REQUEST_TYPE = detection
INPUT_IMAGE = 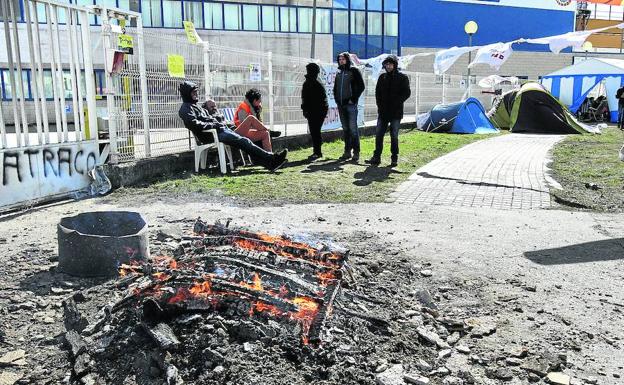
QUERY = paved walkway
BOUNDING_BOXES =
[390,134,565,210]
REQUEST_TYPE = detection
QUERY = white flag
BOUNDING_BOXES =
[468,42,513,71]
[524,30,592,54]
[359,53,430,78]
[434,46,480,75]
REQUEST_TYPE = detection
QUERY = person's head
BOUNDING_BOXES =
[202,99,217,115]
[337,52,351,69]
[245,88,262,108]
[179,81,199,103]
[306,62,321,77]
[382,55,399,73]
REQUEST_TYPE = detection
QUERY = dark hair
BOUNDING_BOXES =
[245,88,262,103]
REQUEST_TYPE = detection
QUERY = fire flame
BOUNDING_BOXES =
[189,281,212,296]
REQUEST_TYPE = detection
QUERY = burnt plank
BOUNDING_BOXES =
[64,330,87,357]
[141,322,180,350]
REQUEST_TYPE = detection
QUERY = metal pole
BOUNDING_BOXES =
[268,51,275,133]
[415,73,421,119]
[467,33,472,98]
[310,0,317,59]
[45,3,63,144]
[2,0,23,147]
[80,10,98,144]
[102,8,119,163]
[51,4,70,142]
[442,74,446,104]
[203,41,211,100]
[137,16,151,158]
[24,0,44,145]
[9,0,30,146]
[32,0,51,144]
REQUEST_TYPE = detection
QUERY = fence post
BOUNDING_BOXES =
[80,9,98,144]
[136,16,151,158]
[268,51,275,133]
[203,41,211,100]
[2,0,23,147]
[442,74,447,104]
[415,73,421,120]
[23,0,43,145]
[102,8,119,164]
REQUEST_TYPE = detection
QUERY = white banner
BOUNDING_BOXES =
[357,53,432,79]
[469,42,514,70]
[319,64,365,131]
[434,46,480,75]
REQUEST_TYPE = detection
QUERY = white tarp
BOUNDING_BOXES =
[469,42,514,70]
[434,46,480,75]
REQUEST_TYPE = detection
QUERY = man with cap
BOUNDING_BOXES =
[178,81,288,172]
[366,55,411,167]
[301,62,329,159]
[333,52,365,162]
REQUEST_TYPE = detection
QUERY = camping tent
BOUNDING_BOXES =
[488,82,599,134]
[541,58,624,122]
[420,97,499,134]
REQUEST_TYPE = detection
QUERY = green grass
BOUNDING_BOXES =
[551,126,624,211]
[138,129,491,205]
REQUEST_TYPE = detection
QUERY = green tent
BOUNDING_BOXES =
[488,82,598,134]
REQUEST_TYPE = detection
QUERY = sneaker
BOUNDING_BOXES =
[276,149,288,158]
[308,153,322,160]
[365,156,381,166]
[351,153,360,162]
[338,152,351,161]
[269,130,282,138]
[267,150,288,172]
[390,156,398,167]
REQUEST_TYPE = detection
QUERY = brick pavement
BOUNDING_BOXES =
[389,134,565,210]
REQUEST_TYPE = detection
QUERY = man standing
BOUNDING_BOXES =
[301,63,329,160]
[333,52,365,162]
[366,55,411,167]
[616,84,624,129]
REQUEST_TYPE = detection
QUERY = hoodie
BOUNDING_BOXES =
[178,81,226,143]
[301,63,329,120]
[375,55,411,120]
[332,52,365,107]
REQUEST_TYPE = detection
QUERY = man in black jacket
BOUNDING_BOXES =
[178,81,287,172]
[616,85,624,129]
[301,63,329,160]
[333,52,365,162]
[366,55,411,167]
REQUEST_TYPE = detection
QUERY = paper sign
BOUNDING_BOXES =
[117,34,134,55]
[168,54,185,78]
[183,21,200,44]
[249,63,261,82]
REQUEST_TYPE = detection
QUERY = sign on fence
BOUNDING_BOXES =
[183,21,200,44]
[168,54,185,78]
[249,63,262,82]
[321,65,365,131]
[117,34,134,55]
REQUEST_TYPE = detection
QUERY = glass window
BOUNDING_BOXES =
[204,2,222,29]
[350,35,366,57]
[384,13,398,36]
[384,0,399,12]
[224,4,241,30]
[350,11,365,35]
[75,0,95,24]
[43,70,54,99]
[333,34,349,58]
[163,0,183,28]
[351,0,366,10]
[262,6,278,32]
[333,10,348,34]
[141,0,162,27]
[298,8,312,33]
[243,5,260,31]
[0,0,22,22]
[368,36,383,57]
[184,1,203,28]
[280,7,296,32]
[384,36,398,54]
[316,8,331,33]
[368,0,383,11]
[2,70,31,100]
[368,12,381,35]
[333,0,348,9]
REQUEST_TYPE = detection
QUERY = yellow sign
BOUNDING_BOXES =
[183,21,200,44]
[118,34,134,54]
[168,54,185,78]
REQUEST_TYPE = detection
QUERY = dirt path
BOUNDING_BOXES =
[0,195,622,384]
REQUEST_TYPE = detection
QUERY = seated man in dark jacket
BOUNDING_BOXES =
[178,81,287,172]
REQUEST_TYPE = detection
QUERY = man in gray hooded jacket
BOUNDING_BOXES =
[333,52,365,162]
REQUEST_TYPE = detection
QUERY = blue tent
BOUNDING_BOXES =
[422,98,498,134]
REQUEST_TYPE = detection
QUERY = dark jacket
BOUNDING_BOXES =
[376,55,411,120]
[178,81,226,144]
[333,52,365,107]
[301,63,329,120]
[617,87,624,106]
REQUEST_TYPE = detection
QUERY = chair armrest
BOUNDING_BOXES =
[202,129,219,143]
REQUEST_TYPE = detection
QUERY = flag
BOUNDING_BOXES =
[523,23,624,54]
[434,46,480,75]
[468,42,513,71]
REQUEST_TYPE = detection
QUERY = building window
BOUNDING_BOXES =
[351,0,366,10]
[224,4,241,30]
[1,70,31,101]
[350,10,365,35]
[163,0,183,28]
[384,13,398,36]
[75,0,95,24]
[243,5,260,31]
[333,10,348,34]
[316,8,331,33]
[367,12,382,35]
[298,8,312,33]
[183,1,203,28]
[368,0,382,11]
[280,7,296,32]
[384,36,398,54]
[141,0,162,27]
[333,0,348,9]
[384,0,398,12]
[262,6,278,32]
[204,2,222,29]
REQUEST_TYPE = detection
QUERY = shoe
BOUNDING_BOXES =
[365,156,381,166]
[390,156,398,167]
[276,149,288,158]
[267,151,288,172]
[338,152,351,161]
[351,153,360,162]
[308,153,322,160]
[269,130,282,138]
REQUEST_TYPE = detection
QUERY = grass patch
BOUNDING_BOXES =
[139,129,490,205]
[550,126,624,212]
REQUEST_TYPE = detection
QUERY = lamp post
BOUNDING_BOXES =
[582,41,593,60]
[310,0,317,58]
[464,20,478,97]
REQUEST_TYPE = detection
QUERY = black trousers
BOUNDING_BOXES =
[307,116,325,155]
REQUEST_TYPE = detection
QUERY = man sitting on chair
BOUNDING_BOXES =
[178,81,287,172]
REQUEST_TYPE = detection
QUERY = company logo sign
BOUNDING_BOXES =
[556,0,572,6]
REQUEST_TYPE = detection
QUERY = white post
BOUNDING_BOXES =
[66,9,82,142]
[24,0,44,145]
[203,41,211,100]
[9,0,30,146]
[31,0,51,144]
[45,3,63,144]
[136,16,151,157]
[50,5,70,142]
[442,74,447,104]
[268,51,275,132]
[415,73,421,119]
[102,8,119,163]
[2,0,23,147]
[80,10,98,143]
[0,91,6,149]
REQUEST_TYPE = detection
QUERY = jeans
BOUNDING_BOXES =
[619,104,624,128]
[337,103,360,155]
[307,115,324,155]
[374,118,401,158]
[217,128,273,165]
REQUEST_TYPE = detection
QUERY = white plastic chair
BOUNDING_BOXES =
[194,129,234,174]
[220,107,253,166]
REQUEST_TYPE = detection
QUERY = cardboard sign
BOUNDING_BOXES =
[168,54,185,78]
[117,34,134,55]
[183,21,200,44]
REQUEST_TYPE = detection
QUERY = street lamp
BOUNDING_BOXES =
[464,20,478,97]
[582,41,593,60]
